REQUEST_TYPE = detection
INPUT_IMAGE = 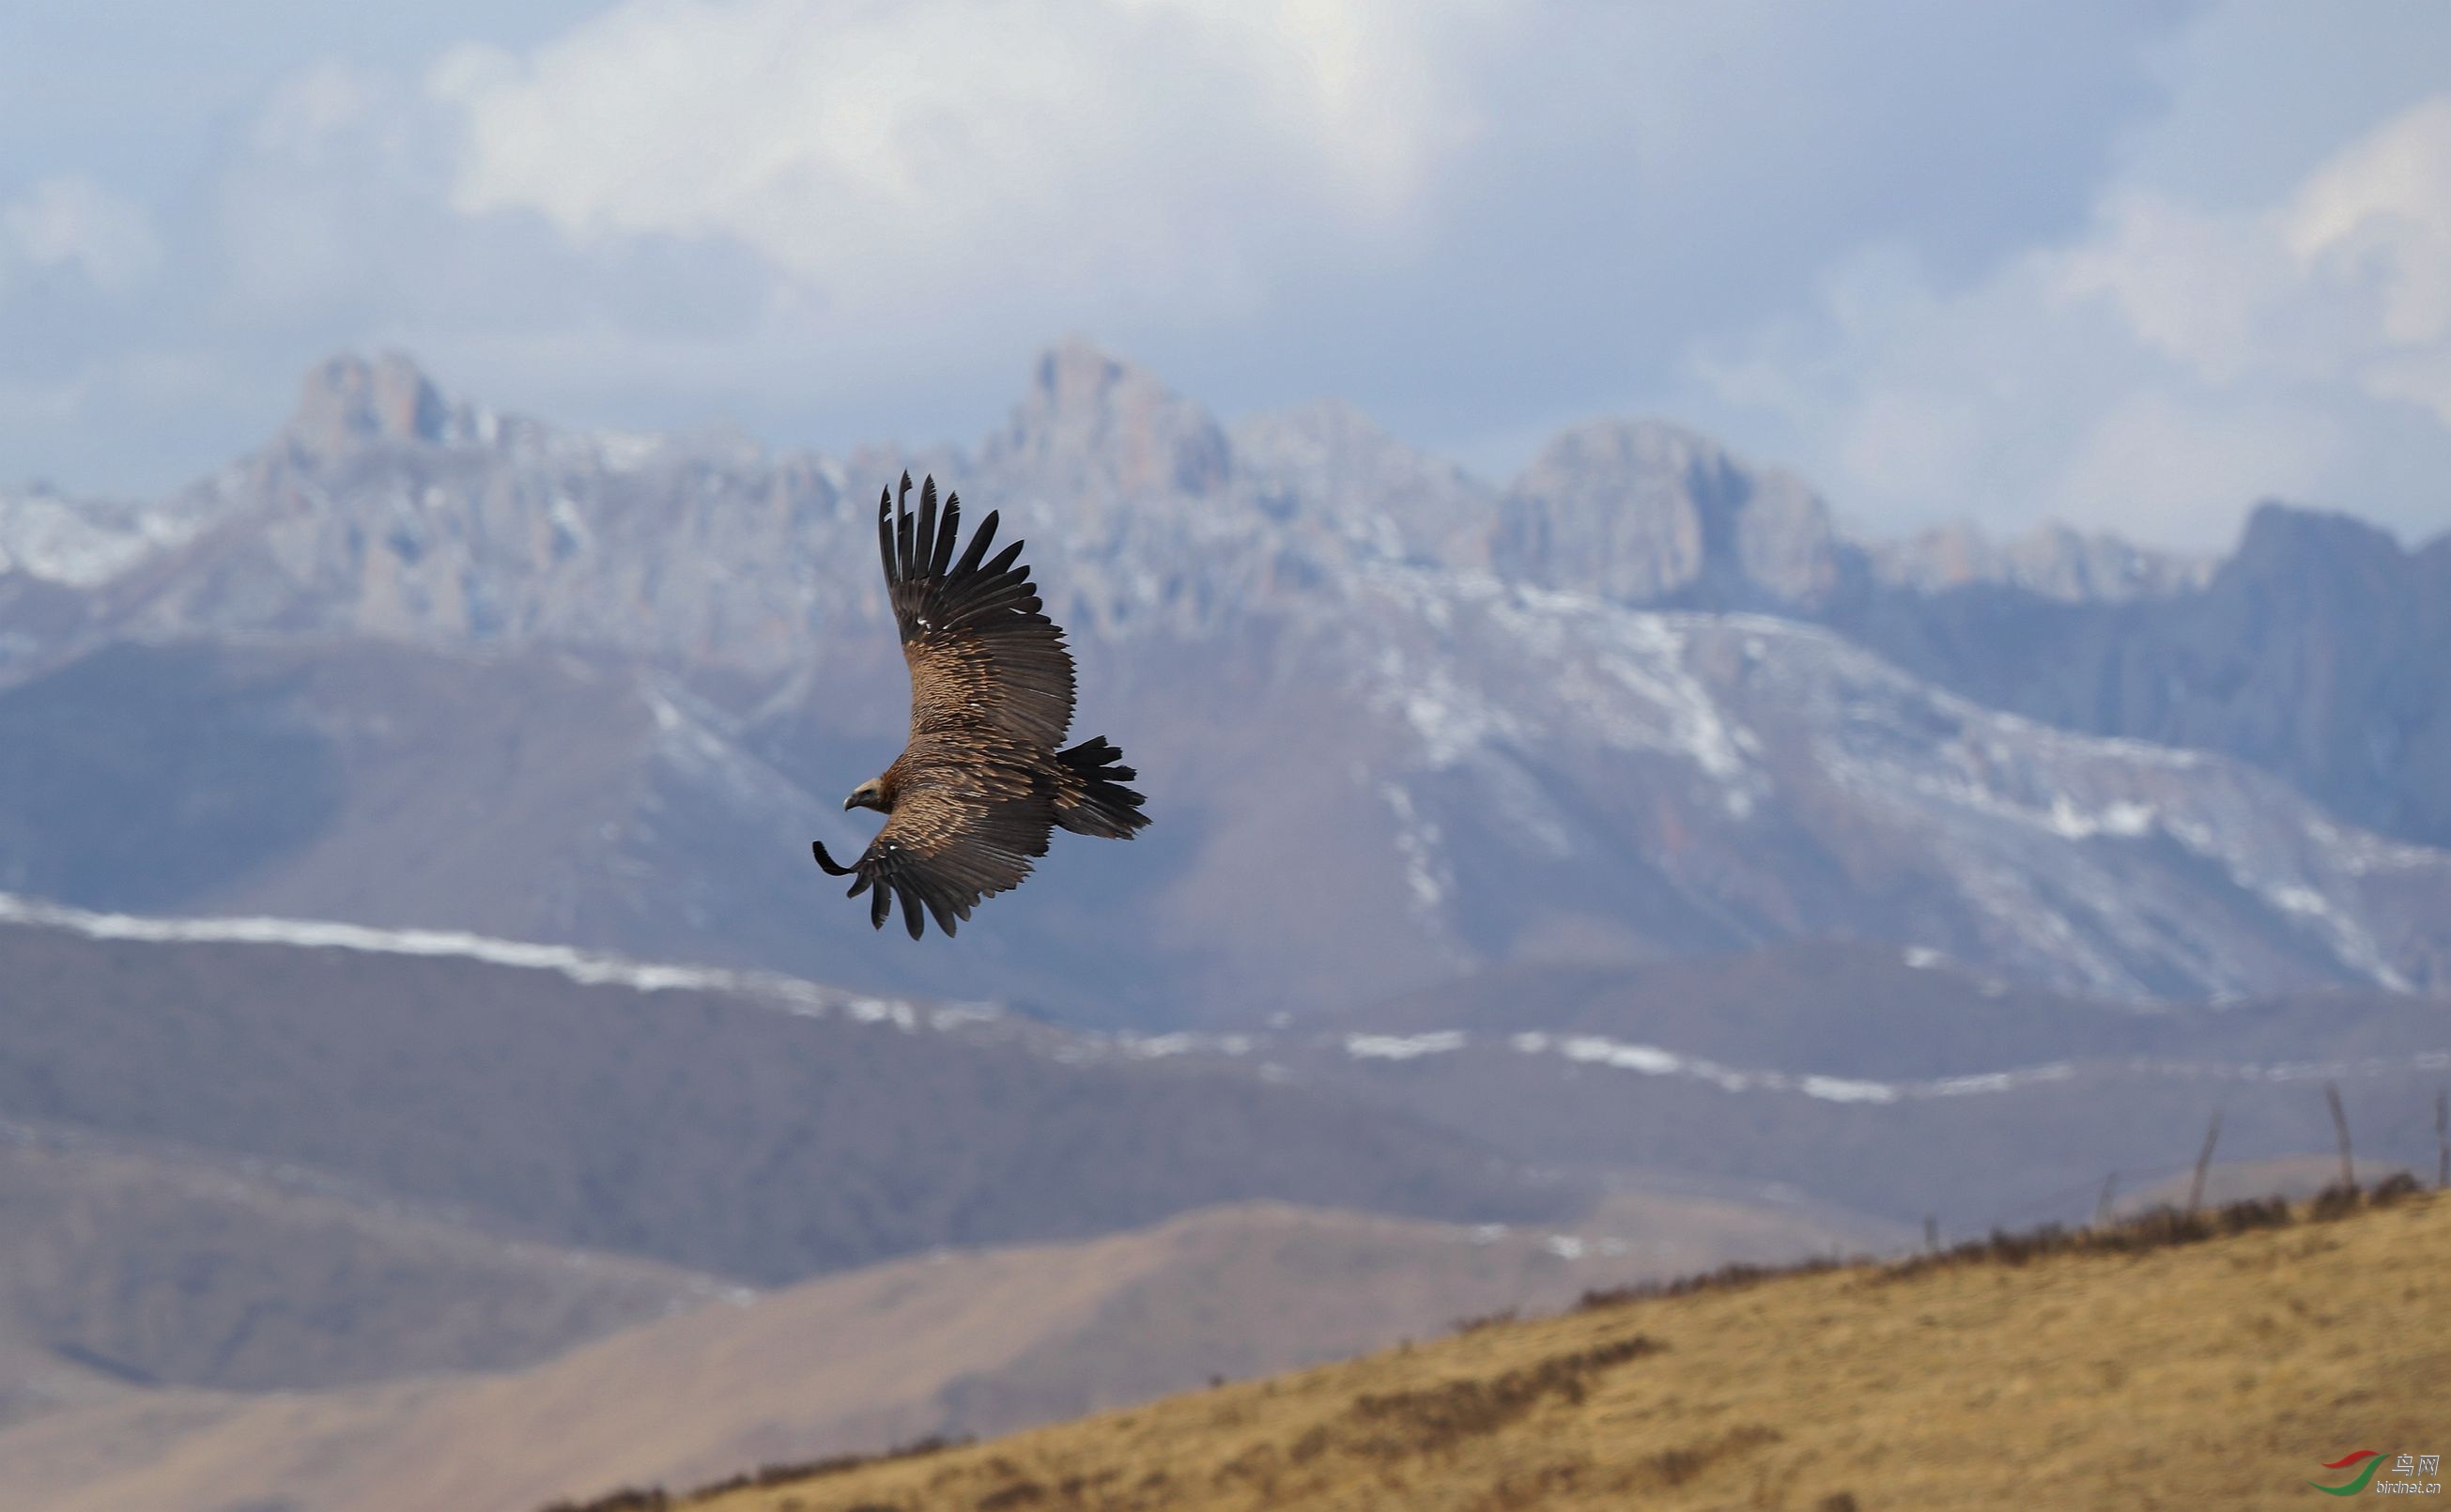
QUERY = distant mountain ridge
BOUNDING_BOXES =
[0,907,1562,1285]
[0,345,2225,685]
[1486,417,2207,612]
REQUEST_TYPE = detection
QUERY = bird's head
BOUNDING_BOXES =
[844,779,889,813]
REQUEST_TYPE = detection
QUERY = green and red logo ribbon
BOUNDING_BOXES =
[2309,1450,2384,1496]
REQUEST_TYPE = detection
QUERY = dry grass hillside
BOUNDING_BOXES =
[671,1184,2449,1512]
[0,1192,1873,1512]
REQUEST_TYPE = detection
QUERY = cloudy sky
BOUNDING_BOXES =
[5,0,2448,549]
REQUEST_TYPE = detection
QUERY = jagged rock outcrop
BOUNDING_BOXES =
[1488,420,1843,609]
[284,352,469,459]
[982,338,1233,501]
[1872,519,2212,603]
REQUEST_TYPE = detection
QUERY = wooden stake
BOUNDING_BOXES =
[2435,1087,2447,1191]
[2324,1082,2353,1190]
[2186,1109,2222,1215]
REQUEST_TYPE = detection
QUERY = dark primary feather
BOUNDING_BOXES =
[880,471,1077,748]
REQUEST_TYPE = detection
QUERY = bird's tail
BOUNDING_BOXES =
[1054,737,1149,839]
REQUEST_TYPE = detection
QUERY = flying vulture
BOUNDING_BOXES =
[812,472,1148,938]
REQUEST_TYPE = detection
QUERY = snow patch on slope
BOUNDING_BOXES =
[0,890,959,1031]
[0,489,204,587]
[1724,612,2439,995]
[1344,1030,1468,1061]
[1378,781,1453,913]
[1355,570,1773,823]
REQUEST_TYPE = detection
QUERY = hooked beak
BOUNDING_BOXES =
[843,795,859,810]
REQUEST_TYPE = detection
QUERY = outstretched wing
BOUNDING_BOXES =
[811,779,1053,939]
[878,472,1075,749]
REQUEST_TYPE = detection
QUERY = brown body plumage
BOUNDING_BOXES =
[811,473,1148,938]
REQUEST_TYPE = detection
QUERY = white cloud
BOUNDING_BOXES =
[212,63,450,320]
[1684,93,2451,549]
[2057,99,2451,409]
[426,0,1486,324]
[249,59,426,173]
[4,1,2194,495]
[5,0,2433,538]
[1,176,161,293]
[2286,97,2451,415]
[2053,193,2287,384]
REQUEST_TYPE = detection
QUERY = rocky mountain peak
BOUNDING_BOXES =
[283,352,471,461]
[2226,501,2406,581]
[1488,418,1841,608]
[982,339,1232,500]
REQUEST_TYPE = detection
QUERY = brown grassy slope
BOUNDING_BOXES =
[689,1190,2450,1512]
[0,1193,1872,1512]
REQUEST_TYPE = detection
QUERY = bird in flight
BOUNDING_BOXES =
[813,472,1148,938]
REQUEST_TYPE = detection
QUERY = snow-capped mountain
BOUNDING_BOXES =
[0,343,2444,1019]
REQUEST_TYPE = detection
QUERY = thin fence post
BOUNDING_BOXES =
[2186,1110,2222,1215]
[2435,1088,2447,1191]
[1924,1215,1938,1254]
[2095,1172,2119,1227]
[2324,1082,2354,1190]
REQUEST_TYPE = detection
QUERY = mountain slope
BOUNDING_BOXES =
[1241,571,2451,1001]
[1828,503,2451,851]
[8,575,2446,1023]
[0,635,906,984]
[0,903,1563,1287]
[685,1189,2451,1512]
[1062,941,2451,1229]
